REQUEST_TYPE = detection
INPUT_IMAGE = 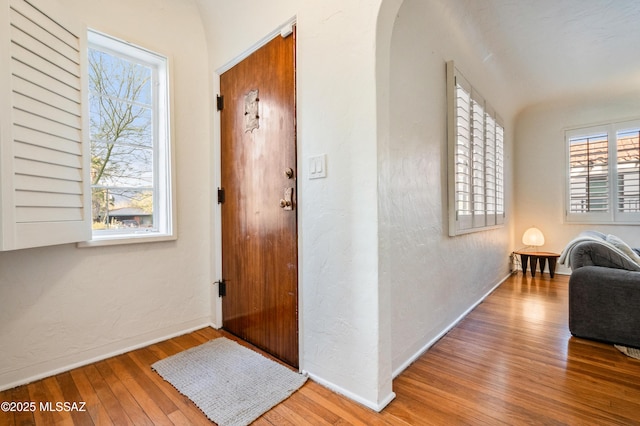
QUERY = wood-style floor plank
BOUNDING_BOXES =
[11,383,34,426]
[41,377,74,424]
[27,379,54,425]
[69,368,114,426]
[56,372,96,425]
[2,272,640,424]
[105,355,172,426]
[127,348,212,426]
[83,364,135,426]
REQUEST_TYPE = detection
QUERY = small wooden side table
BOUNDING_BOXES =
[515,251,561,278]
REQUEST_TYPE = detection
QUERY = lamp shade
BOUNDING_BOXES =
[522,227,545,246]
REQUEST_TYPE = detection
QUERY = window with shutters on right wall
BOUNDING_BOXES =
[565,119,640,224]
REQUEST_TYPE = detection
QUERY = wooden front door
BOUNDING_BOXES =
[219,31,298,367]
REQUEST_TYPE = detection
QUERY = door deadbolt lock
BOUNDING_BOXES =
[284,167,294,179]
[280,187,294,211]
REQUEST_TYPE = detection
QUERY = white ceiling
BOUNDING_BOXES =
[196,1,640,113]
[452,0,640,111]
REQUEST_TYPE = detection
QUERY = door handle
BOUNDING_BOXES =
[279,187,294,211]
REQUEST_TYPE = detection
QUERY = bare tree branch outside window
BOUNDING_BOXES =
[88,49,154,230]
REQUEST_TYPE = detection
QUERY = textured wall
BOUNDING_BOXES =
[383,0,515,373]
[0,0,212,390]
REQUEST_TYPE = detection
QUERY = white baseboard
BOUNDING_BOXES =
[391,273,511,378]
[0,319,216,392]
[303,370,396,412]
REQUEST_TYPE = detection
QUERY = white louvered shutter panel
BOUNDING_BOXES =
[484,108,496,226]
[0,0,90,250]
[447,61,506,235]
[454,74,473,232]
[495,119,505,224]
[615,126,640,219]
[470,90,485,228]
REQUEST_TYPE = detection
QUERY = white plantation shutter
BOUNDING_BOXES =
[0,0,90,250]
[615,127,640,218]
[566,120,640,223]
[471,91,485,228]
[567,130,609,218]
[447,61,505,236]
[485,109,496,226]
[453,73,472,231]
[495,119,505,224]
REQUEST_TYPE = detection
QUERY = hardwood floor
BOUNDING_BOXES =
[2,272,640,425]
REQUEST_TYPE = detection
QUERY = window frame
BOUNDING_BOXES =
[447,61,505,236]
[565,119,640,224]
[80,30,176,247]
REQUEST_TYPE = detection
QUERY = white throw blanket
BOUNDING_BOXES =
[559,233,640,269]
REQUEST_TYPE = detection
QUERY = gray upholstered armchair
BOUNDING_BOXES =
[561,231,640,348]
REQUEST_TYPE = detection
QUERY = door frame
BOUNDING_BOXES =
[211,17,301,367]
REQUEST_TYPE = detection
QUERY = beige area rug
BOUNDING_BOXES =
[152,337,307,426]
[615,344,640,360]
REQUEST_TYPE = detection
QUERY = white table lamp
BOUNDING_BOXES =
[522,227,545,248]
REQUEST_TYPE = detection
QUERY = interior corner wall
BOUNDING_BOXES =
[514,90,640,274]
[196,0,395,411]
[383,0,515,374]
[375,0,405,408]
[0,0,212,391]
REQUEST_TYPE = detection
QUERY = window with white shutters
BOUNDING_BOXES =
[0,0,90,250]
[566,120,640,224]
[447,61,505,236]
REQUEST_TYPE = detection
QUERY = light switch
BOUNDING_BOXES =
[308,154,327,179]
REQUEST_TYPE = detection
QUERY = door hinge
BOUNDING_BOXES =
[217,187,225,204]
[215,279,226,297]
[216,95,224,111]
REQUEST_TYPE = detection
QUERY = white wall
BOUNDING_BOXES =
[0,0,212,390]
[515,89,640,274]
[383,0,516,373]
[196,0,399,411]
